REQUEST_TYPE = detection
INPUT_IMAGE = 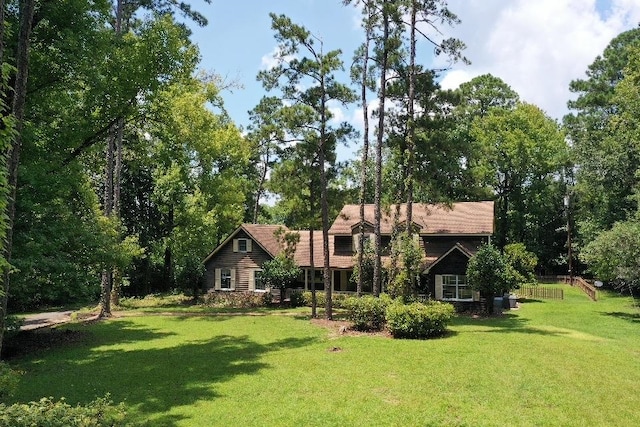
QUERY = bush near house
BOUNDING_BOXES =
[385,301,455,339]
[344,294,392,331]
[202,291,270,308]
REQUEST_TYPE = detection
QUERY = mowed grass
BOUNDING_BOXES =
[8,286,640,426]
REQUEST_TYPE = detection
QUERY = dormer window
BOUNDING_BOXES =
[233,238,252,253]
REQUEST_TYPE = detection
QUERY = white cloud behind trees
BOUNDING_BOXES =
[439,0,640,118]
[187,0,640,152]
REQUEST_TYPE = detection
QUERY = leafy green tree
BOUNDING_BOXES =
[503,243,538,287]
[470,103,568,252]
[0,0,36,358]
[565,27,640,244]
[258,13,356,319]
[136,76,250,296]
[466,244,509,315]
[261,228,301,305]
[386,231,422,301]
[580,220,640,293]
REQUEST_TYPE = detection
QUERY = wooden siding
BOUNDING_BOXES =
[204,230,273,292]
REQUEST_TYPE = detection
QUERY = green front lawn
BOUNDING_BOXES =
[7,286,640,426]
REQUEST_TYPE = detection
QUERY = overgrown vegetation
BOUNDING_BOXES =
[0,396,127,427]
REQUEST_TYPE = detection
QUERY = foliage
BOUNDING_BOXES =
[117,292,193,309]
[565,28,640,244]
[580,220,640,291]
[466,244,510,314]
[344,294,391,331]
[385,300,455,339]
[261,229,301,301]
[503,243,538,287]
[351,239,375,292]
[288,290,305,308]
[302,290,325,308]
[470,102,568,250]
[201,291,271,309]
[0,395,127,427]
[386,231,423,300]
[0,362,20,403]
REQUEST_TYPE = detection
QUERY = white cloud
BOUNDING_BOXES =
[439,0,640,119]
[439,69,478,90]
[260,46,295,70]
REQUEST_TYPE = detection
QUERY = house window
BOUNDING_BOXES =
[442,275,472,301]
[221,269,232,289]
[237,239,248,252]
[254,270,266,291]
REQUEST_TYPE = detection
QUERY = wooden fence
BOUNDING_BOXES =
[516,285,564,300]
[536,275,598,301]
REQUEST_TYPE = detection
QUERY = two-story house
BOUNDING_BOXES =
[203,201,494,303]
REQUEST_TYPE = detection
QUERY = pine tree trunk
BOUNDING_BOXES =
[357,1,373,297]
[405,1,417,229]
[373,0,390,297]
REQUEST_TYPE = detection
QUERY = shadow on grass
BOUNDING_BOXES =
[12,319,318,426]
[603,311,640,323]
[517,298,546,304]
[450,312,579,337]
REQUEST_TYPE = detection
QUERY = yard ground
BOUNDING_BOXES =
[4,285,640,426]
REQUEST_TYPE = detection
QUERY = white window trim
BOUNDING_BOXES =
[249,269,268,293]
[439,274,473,302]
[218,268,235,291]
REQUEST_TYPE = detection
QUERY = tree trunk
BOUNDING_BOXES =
[99,127,116,318]
[309,190,316,317]
[253,150,270,223]
[405,1,417,229]
[320,66,332,319]
[357,1,373,297]
[0,0,35,358]
[373,0,390,297]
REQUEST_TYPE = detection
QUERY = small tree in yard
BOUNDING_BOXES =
[466,244,510,315]
[503,243,538,288]
[261,228,300,304]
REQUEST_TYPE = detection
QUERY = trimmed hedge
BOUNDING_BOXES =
[202,291,271,308]
[0,395,126,427]
[385,301,455,339]
[344,294,392,331]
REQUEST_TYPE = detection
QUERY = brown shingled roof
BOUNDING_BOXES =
[242,224,288,257]
[293,232,354,269]
[328,202,494,235]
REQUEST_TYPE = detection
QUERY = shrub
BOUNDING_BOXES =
[331,293,350,309]
[385,301,455,339]
[202,291,268,308]
[0,362,20,403]
[289,290,304,308]
[302,291,326,308]
[118,293,192,309]
[0,395,127,426]
[344,295,390,331]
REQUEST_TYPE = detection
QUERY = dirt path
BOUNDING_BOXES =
[21,311,74,330]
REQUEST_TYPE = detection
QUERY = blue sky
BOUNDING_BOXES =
[181,0,640,160]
